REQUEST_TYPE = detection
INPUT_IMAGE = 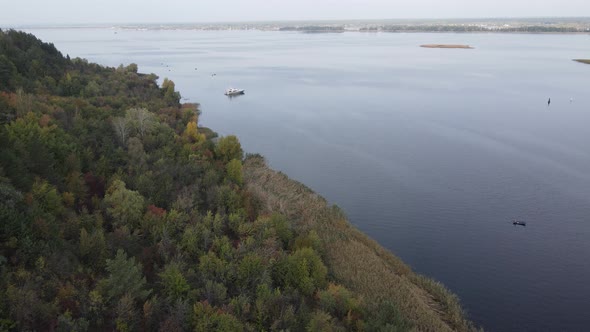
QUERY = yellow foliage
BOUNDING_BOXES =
[183,121,205,144]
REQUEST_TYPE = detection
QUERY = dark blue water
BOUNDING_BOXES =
[25,28,590,331]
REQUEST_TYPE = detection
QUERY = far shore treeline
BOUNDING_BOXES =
[0,29,478,331]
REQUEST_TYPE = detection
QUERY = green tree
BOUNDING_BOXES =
[126,137,147,175]
[0,177,29,246]
[236,254,265,293]
[99,249,151,303]
[115,294,139,332]
[103,179,145,229]
[307,311,337,332]
[162,78,181,105]
[159,263,190,301]
[215,135,243,163]
[203,280,227,306]
[0,54,17,90]
[317,283,362,323]
[225,159,243,185]
[15,88,33,117]
[198,251,230,283]
[274,247,327,296]
[79,227,107,266]
[82,80,100,97]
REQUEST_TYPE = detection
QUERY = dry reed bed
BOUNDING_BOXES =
[244,156,479,332]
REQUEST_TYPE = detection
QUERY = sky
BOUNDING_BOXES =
[1,0,589,26]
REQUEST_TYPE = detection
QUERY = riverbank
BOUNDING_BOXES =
[243,155,478,332]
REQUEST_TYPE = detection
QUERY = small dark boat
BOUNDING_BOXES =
[513,220,526,226]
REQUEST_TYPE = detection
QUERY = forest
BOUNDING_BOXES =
[0,29,476,331]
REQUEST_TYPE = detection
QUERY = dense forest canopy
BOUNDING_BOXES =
[0,29,477,332]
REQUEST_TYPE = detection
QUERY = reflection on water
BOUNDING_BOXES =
[24,28,590,332]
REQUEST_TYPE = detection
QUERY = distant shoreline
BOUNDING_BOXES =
[9,17,590,35]
[420,44,474,49]
[573,59,590,64]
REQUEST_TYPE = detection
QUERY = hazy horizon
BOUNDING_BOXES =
[1,0,589,26]
[5,17,590,30]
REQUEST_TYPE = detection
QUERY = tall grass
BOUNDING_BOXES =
[244,155,480,331]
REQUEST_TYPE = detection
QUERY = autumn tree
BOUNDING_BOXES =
[215,135,243,163]
[193,301,242,332]
[182,121,205,145]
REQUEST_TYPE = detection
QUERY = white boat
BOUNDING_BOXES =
[224,88,245,96]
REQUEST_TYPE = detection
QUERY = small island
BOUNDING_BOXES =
[573,59,590,65]
[420,44,474,49]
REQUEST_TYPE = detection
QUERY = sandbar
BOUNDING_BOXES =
[420,44,474,49]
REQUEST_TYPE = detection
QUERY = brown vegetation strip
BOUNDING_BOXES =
[573,59,590,65]
[244,156,479,332]
[421,44,474,49]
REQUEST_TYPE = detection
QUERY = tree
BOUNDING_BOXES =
[126,108,154,138]
[99,249,151,303]
[0,55,17,91]
[225,159,243,185]
[159,263,190,301]
[83,80,100,97]
[193,301,242,332]
[274,247,327,296]
[307,311,337,332]
[317,284,361,322]
[15,88,33,117]
[112,117,130,145]
[115,294,139,332]
[79,227,106,266]
[162,78,180,105]
[126,137,147,174]
[0,177,29,245]
[103,179,145,229]
[182,121,205,145]
[236,254,265,293]
[126,63,138,73]
[198,251,230,284]
[215,135,243,163]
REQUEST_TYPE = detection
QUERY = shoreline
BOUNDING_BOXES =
[11,23,590,35]
[243,155,478,332]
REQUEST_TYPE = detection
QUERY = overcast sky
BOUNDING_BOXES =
[1,0,589,26]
